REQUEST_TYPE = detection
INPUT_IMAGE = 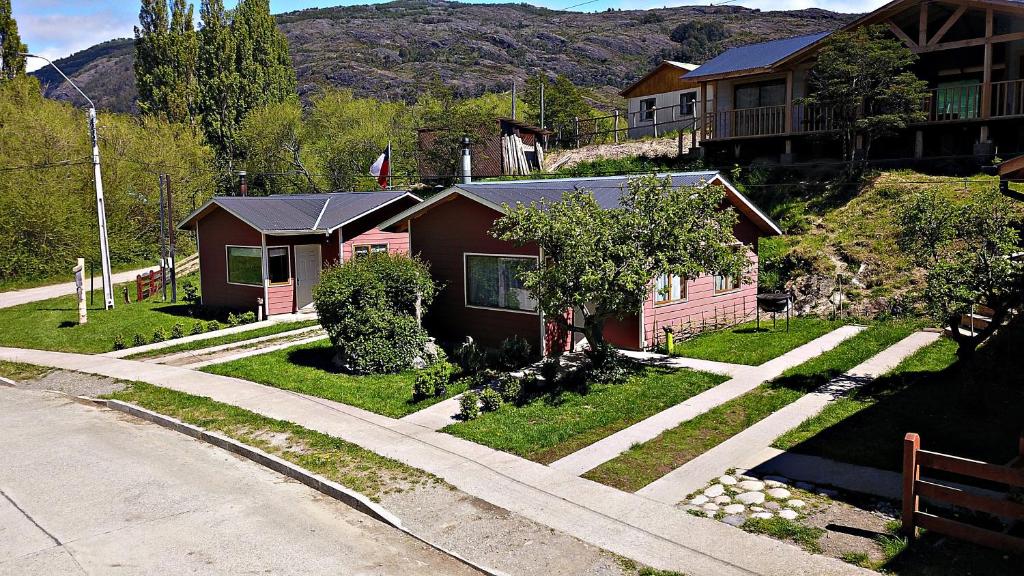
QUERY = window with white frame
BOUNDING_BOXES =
[226,246,262,286]
[465,254,538,313]
[640,97,656,122]
[354,243,388,259]
[267,247,290,284]
[680,92,697,116]
[715,274,738,294]
[654,274,686,305]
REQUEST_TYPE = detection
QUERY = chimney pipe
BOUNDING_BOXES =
[461,137,472,184]
[238,171,248,197]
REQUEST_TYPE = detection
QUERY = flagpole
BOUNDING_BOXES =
[387,141,393,190]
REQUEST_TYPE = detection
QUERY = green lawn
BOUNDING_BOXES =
[202,339,466,418]
[442,367,728,464]
[105,382,437,499]
[670,317,845,365]
[583,321,919,492]
[773,321,1024,471]
[0,279,217,353]
[0,360,51,381]
[125,320,319,359]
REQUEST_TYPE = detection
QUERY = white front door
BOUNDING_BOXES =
[293,244,321,310]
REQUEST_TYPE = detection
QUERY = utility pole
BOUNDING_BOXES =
[511,80,517,121]
[540,79,545,129]
[166,175,177,302]
[158,174,168,300]
[23,53,114,309]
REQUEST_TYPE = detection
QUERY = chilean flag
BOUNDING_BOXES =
[369,142,391,189]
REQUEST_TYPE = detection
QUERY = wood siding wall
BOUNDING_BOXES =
[339,196,419,262]
[197,208,263,312]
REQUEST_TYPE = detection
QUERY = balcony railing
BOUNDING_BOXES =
[702,79,1024,141]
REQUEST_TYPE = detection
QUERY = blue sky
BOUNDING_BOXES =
[15,0,889,71]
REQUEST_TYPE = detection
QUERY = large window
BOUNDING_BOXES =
[267,247,290,284]
[680,92,697,117]
[715,274,738,294]
[227,246,263,286]
[465,254,538,313]
[640,97,657,121]
[734,80,786,109]
[354,244,388,259]
[654,274,686,305]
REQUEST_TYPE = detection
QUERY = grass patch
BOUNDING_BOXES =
[0,276,218,353]
[443,366,727,463]
[124,320,319,359]
[774,320,1024,471]
[670,316,844,365]
[614,554,688,576]
[583,322,918,492]
[0,360,51,381]
[741,516,824,553]
[202,339,466,418]
[105,382,437,499]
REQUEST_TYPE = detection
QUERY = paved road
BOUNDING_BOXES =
[0,387,479,576]
[0,268,155,310]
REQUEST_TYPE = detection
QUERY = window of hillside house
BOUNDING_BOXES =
[267,247,290,284]
[640,98,657,121]
[715,274,738,294]
[465,255,538,312]
[227,246,263,286]
[655,274,686,305]
[354,244,388,259]
[734,80,786,109]
[680,92,697,116]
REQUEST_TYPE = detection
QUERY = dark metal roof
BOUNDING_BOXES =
[686,32,831,80]
[454,172,723,210]
[180,191,415,233]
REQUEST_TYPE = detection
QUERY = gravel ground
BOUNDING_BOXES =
[381,482,632,576]
[14,370,125,396]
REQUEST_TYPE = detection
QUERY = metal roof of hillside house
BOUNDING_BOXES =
[685,32,831,80]
[178,191,420,235]
[378,172,782,236]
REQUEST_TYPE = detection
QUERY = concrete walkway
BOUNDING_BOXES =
[548,325,866,476]
[179,333,329,369]
[0,347,870,576]
[151,325,325,365]
[637,331,941,503]
[0,266,157,310]
[618,351,748,377]
[400,393,466,430]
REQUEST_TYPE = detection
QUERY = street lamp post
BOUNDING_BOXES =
[22,53,115,309]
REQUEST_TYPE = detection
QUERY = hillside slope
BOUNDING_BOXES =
[32,1,855,113]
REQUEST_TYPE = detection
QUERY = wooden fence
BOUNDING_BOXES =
[135,268,165,302]
[902,432,1024,554]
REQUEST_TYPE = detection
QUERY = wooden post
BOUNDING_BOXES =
[918,2,928,48]
[74,258,87,325]
[982,9,994,126]
[902,432,921,538]
[136,275,143,302]
[574,116,580,148]
[166,175,177,302]
[785,70,794,134]
[614,109,619,144]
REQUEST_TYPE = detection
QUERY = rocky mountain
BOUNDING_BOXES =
[32,1,857,114]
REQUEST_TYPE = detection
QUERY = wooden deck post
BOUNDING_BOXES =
[902,432,921,538]
[613,109,619,144]
[785,71,794,134]
[981,9,994,133]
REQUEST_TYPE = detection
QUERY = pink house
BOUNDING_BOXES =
[379,172,781,354]
[179,191,421,317]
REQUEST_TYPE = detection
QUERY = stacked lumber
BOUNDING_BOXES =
[501,134,532,176]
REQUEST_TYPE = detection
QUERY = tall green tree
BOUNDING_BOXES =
[232,0,295,107]
[168,0,199,125]
[492,175,749,366]
[523,73,589,131]
[0,0,26,80]
[134,0,198,124]
[196,0,239,170]
[802,25,927,163]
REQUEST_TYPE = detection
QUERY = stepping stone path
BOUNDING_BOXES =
[685,472,832,531]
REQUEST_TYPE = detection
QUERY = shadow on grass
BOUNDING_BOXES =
[284,345,343,374]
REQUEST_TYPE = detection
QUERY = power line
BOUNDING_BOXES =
[0,159,92,172]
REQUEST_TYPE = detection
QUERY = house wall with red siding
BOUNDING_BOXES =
[197,208,263,311]
[262,232,339,315]
[410,194,543,352]
[639,214,763,350]
[340,197,419,262]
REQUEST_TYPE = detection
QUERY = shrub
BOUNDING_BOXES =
[413,361,455,401]
[479,388,502,412]
[190,322,205,336]
[112,334,126,351]
[315,253,436,374]
[182,281,200,313]
[227,312,240,327]
[473,369,501,390]
[540,357,560,382]
[151,328,166,344]
[497,374,522,403]
[132,333,147,347]
[240,311,256,324]
[458,391,481,420]
[206,320,222,332]
[496,335,532,370]
[170,323,184,339]
[454,338,486,374]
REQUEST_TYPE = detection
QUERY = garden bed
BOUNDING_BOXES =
[442,366,727,464]
[669,317,844,366]
[202,340,467,418]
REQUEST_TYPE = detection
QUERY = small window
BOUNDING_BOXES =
[654,274,686,305]
[640,98,656,121]
[680,92,697,116]
[465,254,538,313]
[267,247,290,284]
[227,246,262,286]
[354,244,388,259]
[715,274,738,294]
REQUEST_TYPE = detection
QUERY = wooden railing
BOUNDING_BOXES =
[991,79,1024,118]
[704,105,787,140]
[924,84,982,122]
[902,432,1024,554]
[136,268,165,302]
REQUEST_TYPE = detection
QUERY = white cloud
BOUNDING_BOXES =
[14,5,136,71]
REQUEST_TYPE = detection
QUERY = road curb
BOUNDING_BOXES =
[103,398,505,576]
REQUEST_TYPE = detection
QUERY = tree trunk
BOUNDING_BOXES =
[583,316,609,368]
